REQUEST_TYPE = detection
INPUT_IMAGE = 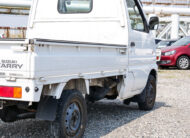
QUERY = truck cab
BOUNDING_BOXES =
[0,0,159,137]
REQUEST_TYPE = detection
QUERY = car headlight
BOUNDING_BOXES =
[164,50,176,56]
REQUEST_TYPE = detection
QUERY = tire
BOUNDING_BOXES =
[177,56,190,70]
[51,90,87,138]
[0,106,18,122]
[138,75,157,111]
[123,99,131,105]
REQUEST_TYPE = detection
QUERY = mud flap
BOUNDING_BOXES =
[36,96,58,121]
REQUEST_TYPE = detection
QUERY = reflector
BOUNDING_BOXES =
[13,87,22,98]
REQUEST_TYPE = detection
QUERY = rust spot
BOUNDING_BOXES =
[0,26,27,39]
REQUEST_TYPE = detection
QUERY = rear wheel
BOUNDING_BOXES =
[138,75,157,111]
[51,90,87,138]
[177,56,190,70]
[123,99,131,105]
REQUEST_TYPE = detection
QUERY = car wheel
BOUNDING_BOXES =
[123,99,131,105]
[138,75,157,111]
[51,90,87,138]
[177,56,190,70]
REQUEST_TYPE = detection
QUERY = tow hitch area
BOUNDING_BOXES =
[0,101,36,122]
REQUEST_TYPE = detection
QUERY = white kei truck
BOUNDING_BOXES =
[0,0,159,137]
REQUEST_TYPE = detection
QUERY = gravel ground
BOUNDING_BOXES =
[0,69,190,138]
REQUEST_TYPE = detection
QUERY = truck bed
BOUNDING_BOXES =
[0,38,26,45]
[0,38,128,80]
[0,38,25,41]
[0,38,128,102]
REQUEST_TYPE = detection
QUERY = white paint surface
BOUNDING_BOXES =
[0,14,28,27]
[0,0,157,102]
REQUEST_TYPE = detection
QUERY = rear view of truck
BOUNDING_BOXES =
[0,39,43,122]
[0,0,41,122]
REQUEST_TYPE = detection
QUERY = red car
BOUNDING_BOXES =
[159,37,190,69]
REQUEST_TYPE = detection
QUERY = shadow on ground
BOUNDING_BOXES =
[83,100,169,138]
[0,100,169,138]
[159,66,190,70]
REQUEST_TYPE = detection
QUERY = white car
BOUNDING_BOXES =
[0,0,159,137]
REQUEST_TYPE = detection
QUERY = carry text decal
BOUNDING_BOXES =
[0,60,23,69]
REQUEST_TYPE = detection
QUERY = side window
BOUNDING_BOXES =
[58,0,92,14]
[126,0,146,32]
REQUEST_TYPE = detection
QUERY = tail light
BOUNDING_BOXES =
[0,86,22,98]
[156,56,159,60]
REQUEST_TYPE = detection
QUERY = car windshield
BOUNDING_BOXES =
[157,41,170,48]
[171,37,190,46]
[158,41,168,46]
[169,41,176,45]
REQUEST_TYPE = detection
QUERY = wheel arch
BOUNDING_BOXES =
[36,79,89,121]
[140,69,157,95]
[176,54,190,63]
[131,69,157,105]
[63,79,89,96]
[41,79,89,100]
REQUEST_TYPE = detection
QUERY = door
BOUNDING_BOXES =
[125,0,155,91]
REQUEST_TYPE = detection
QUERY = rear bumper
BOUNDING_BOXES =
[0,78,43,102]
[158,55,176,66]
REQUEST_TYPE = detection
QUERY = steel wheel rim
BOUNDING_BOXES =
[179,57,189,69]
[65,102,81,136]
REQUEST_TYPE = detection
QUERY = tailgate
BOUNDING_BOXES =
[0,39,30,78]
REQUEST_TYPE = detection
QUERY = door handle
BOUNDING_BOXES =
[130,42,136,47]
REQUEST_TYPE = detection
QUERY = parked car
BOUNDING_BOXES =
[156,39,178,63]
[159,36,190,69]
[0,0,159,137]
[157,39,178,49]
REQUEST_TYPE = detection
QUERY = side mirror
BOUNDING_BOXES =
[149,16,159,30]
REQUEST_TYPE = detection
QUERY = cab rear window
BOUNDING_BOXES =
[58,0,92,14]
